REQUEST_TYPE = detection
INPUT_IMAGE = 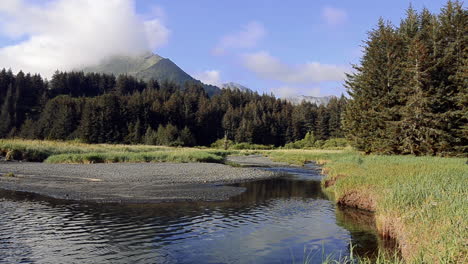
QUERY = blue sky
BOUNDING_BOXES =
[0,0,455,97]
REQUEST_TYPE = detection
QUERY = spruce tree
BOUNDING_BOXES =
[0,85,14,137]
[344,19,405,153]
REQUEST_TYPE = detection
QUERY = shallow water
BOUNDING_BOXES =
[0,164,390,263]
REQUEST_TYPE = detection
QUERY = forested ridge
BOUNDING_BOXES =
[0,0,466,156]
[0,70,346,147]
[344,0,467,156]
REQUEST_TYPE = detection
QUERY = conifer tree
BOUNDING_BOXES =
[0,85,14,137]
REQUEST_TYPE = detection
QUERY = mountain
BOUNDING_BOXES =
[82,52,221,96]
[285,95,336,106]
[220,83,335,106]
[221,82,252,92]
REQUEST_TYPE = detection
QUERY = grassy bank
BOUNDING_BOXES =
[264,149,467,263]
[1,140,466,262]
[0,139,230,163]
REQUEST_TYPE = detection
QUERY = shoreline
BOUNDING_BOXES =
[265,150,466,263]
[0,159,279,204]
[323,170,410,261]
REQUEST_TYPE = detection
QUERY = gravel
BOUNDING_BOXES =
[0,159,279,203]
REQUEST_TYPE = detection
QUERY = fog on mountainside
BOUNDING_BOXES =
[83,52,221,96]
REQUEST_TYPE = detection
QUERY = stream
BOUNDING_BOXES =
[0,164,394,263]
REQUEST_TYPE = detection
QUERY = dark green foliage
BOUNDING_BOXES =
[344,0,467,156]
[0,69,346,147]
[155,124,180,146]
[126,119,143,144]
[0,69,46,138]
[284,132,317,149]
[284,132,348,150]
[35,96,82,140]
[179,126,196,147]
[143,127,158,145]
[0,85,14,137]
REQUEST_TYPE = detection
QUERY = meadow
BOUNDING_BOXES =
[265,149,467,263]
[0,139,231,163]
[1,139,466,263]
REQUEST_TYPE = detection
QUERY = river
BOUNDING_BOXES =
[0,164,393,263]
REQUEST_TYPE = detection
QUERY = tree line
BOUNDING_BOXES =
[344,0,467,156]
[0,69,347,147]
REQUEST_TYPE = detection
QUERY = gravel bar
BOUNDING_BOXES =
[0,159,279,203]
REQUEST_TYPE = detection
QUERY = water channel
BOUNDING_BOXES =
[0,164,393,263]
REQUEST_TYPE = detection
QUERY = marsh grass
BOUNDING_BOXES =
[2,140,466,262]
[264,149,468,263]
[44,150,226,164]
[0,139,231,164]
[292,242,402,264]
[320,249,403,264]
[2,172,15,177]
[264,149,353,166]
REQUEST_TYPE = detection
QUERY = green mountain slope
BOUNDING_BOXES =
[83,52,220,96]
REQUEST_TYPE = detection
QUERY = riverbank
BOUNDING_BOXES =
[0,161,276,203]
[265,150,467,263]
[1,140,466,262]
[0,139,232,163]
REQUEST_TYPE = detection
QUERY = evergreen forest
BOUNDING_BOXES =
[0,70,347,147]
[0,1,466,156]
[343,1,466,155]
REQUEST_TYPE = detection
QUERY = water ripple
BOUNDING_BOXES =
[0,166,384,264]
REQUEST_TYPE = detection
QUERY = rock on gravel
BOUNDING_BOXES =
[0,161,277,203]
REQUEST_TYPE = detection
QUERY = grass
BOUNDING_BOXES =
[261,149,467,263]
[2,172,15,177]
[320,248,403,264]
[264,148,354,166]
[1,139,466,262]
[44,150,226,164]
[291,242,402,264]
[0,139,231,164]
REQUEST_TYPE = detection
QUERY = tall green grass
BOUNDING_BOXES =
[292,242,402,264]
[45,150,225,164]
[264,149,468,263]
[2,139,466,262]
[265,149,354,166]
[0,139,230,164]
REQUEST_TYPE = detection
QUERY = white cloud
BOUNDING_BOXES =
[194,70,221,86]
[144,19,169,49]
[213,21,266,55]
[0,0,170,78]
[271,86,321,98]
[322,6,347,26]
[243,51,347,83]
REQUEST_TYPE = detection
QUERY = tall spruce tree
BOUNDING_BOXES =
[0,84,14,137]
[344,1,467,156]
[344,19,405,153]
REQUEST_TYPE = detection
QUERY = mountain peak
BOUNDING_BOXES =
[82,52,221,96]
[83,52,164,76]
[285,95,336,106]
[221,82,252,92]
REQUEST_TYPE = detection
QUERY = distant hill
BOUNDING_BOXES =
[221,82,335,106]
[83,52,221,96]
[221,82,252,92]
[285,95,336,106]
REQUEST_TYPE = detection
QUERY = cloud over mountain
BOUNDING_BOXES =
[242,51,347,83]
[194,70,222,86]
[0,0,169,78]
